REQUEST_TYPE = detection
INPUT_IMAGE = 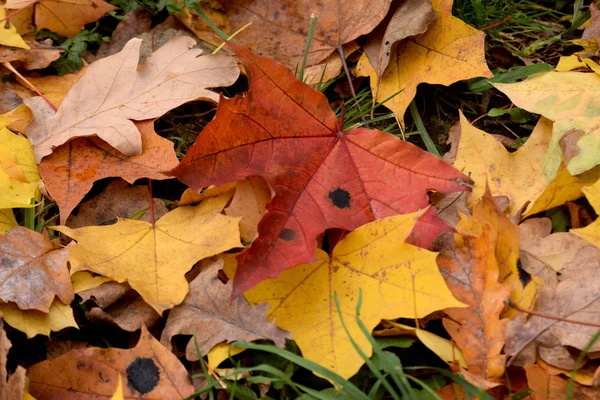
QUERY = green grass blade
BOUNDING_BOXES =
[298,15,318,82]
[230,342,369,400]
[565,329,600,399]
[409,100,441,158]
[467,64,553,93]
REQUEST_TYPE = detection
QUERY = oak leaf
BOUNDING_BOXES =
[54,193,242,314]
[0,299,77,338]
[161,259,291,361]
[5,0,117,38]
[0,227,73,312]
[27,326,195,399]
[178,0,392,69]
[0,126,40,209]
[241,210,464,378]
[437,192,512,386]
[494,71,600,178]
[356,0,491,122]
[26,36,240,162]
[40,121,178,224]
[170,44,472,295]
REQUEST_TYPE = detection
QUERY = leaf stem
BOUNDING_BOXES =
[148,179,155,226]
[337,45,365,125]
[2,62,57,112]
[0,1,36,24]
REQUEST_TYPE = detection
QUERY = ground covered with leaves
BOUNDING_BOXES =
[0,0,599,399]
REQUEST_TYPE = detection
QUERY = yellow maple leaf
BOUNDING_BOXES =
[243,210,464,379]
[0,299,77,339]
[70,271,111,294]
[0,7,28,49]
[572,179,600,248]
[0,127,40,209]
[494,71,600,179]
[355,0,491,122]
[55,194,242,314]
[0,209,17,234]
[454,114,587,216]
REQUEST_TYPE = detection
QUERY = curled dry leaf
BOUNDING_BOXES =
[5,0,117,38]
[27,326,195,399]
[178,0,392,69]
[242,211,464,378]
[0,227,73,312]
[26,36,240,162]
[54,194,242,314]
[40,120,178,224]
[170,43,472,296]
[161,260,292,361]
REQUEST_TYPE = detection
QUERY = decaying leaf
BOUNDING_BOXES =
[0,40,62,70]
[55,194,242,313]
[161,260,291,361]
[66,180,169,229]
[26,36,240,162]
[437,192,512,386]
[178,0,392,69]
[5,0,117,38]
[27,326,195,399]
[0,227,73,312]
[242,210,464,378]
[572,179,600,248]
[86,292,160,332]
[0,313,26,400]
[40,120,178,224]
[356,0,491,122]
[224,176,272,243]
[170,43,472,296]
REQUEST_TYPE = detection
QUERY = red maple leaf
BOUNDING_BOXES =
[170,44,472,296]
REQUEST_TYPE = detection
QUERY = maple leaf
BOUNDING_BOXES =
[0,7,28,49]
[26,36,240,162]
[54,193,242,314]
[0,126,40,209]
[40,121,178,224]
[161,259,291,361]
[494,71,600,179]
[240,210,463,378]
[5,0,117,38]
[0,299,77,338]
[356,0,492,122]
[170,44,472,295]
[178,0,392,69]
[0,314,26,400]
[0,227,73,312]
[437,192,512,386]
[27,326,195,399]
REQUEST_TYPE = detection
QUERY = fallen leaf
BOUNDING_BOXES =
[302,42,359,88]
[207,342,246,369]
[94,8,153,60]
[86,291,160,332]
[27,326,195,399]
[66,180,169,228]
[5,0,117,38]
[0,210,16,234]
[0,299,77,338]
[437,192,512,386]
[363,0,437,86]
[111,375,123,400]
[242,210,464,378]
[356,0,491,122]
[583,5,600,47]
[0,227,73,312]
[0,7,28,49]
[77,281,129,309]
[170,43,472,295]
[572,179,600,248]
[26,36,240,162]
[494,71,600,178]
[161,260,291,361]
[0,313,26,400]
[538,357,600,387]
[524,364,595,400]
[430,191,470,228]
[54,194,242,313]
[0,39,62,70]
[177,0,392,69]
[70,271,111,294]
[0,126,40,209]
[224,176,272,243]
[40,120,178,224]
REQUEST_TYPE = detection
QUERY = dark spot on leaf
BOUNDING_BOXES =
[328,188,351,209]
[126,357,159,394]
[279,228,296,241]
[516,259,531,287]
[385,41,390,45]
